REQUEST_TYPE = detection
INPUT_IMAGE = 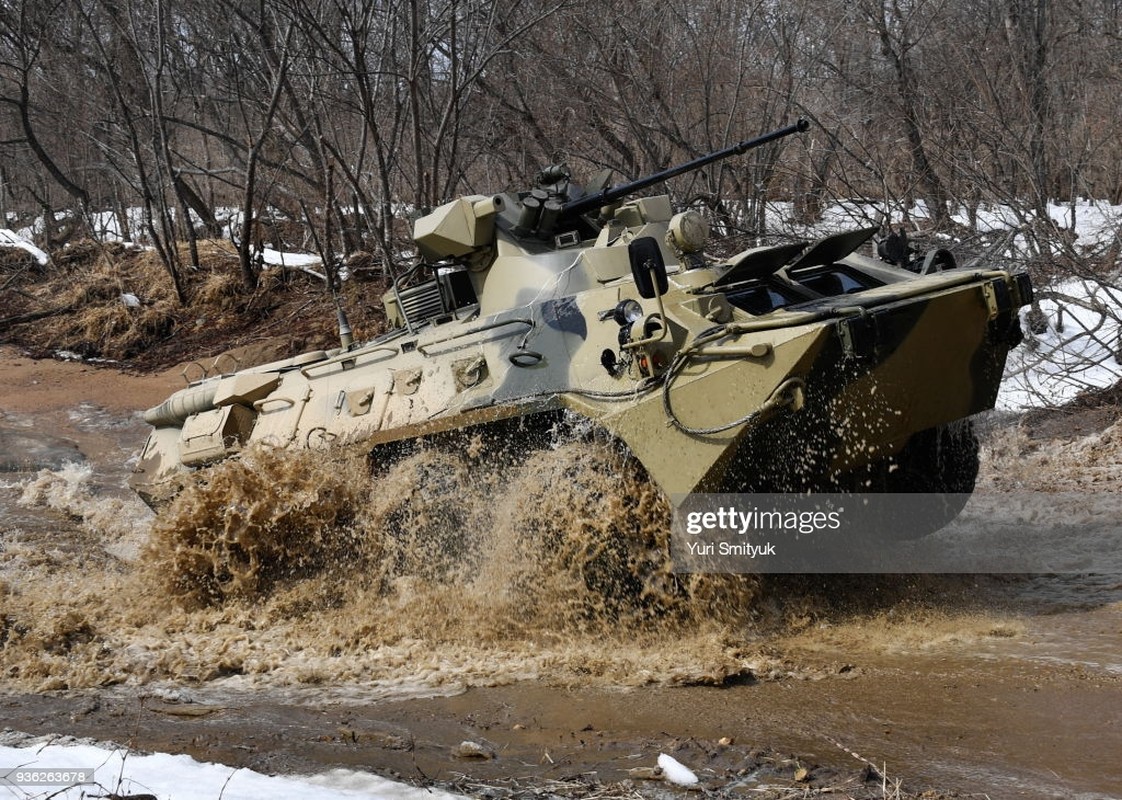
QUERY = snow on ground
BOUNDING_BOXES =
[762,197,1122,257]
[80,207,325,275]
[999,278,1122,409]
[0,229,50,266]
[84,206,239,244]
[0,735,464,800]
[259,246,324,271]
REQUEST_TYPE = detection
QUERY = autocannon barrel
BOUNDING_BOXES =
[560,118,810,220]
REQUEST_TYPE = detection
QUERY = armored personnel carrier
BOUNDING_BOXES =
[131,120,1030,508]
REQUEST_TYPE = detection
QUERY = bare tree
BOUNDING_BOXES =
[0,0,91,233]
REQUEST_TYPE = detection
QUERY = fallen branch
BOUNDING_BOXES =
[0,304,72,330]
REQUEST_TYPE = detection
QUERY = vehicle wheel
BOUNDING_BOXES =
[840,420,980,540]
[885,419,980,495]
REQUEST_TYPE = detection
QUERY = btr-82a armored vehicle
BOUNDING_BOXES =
[131,120,1030,508]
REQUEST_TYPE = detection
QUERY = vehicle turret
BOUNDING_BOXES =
[415,119,809,265]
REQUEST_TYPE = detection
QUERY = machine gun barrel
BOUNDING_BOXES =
[560,118,810,219]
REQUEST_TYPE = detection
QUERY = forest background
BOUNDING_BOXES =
[2,0,1121,397]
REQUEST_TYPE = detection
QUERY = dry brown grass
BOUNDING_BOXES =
[1,237,385,368]
[26,242,181,358]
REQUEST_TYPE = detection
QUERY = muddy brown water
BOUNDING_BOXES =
[1,348,1121,799]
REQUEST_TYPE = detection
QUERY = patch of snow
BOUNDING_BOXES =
[0,736,467,800]
[1046,198,1122,246]
[657,752,699,786]
[256,246,327,281]
[259,247,322,269]
[0,229,50,265]
[998,277,1122,410]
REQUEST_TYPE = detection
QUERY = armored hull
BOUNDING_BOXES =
[131,123,1030,507]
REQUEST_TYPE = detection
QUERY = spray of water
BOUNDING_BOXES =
[3,428,766,692]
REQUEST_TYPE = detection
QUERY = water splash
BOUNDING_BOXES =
[2,431,765,693]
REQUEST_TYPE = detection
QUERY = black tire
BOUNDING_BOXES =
[885,419,980,495]
[841,420,980,540]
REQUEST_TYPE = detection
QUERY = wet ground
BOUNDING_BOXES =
[2,651,1120,799]
[2,345,1121,799]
